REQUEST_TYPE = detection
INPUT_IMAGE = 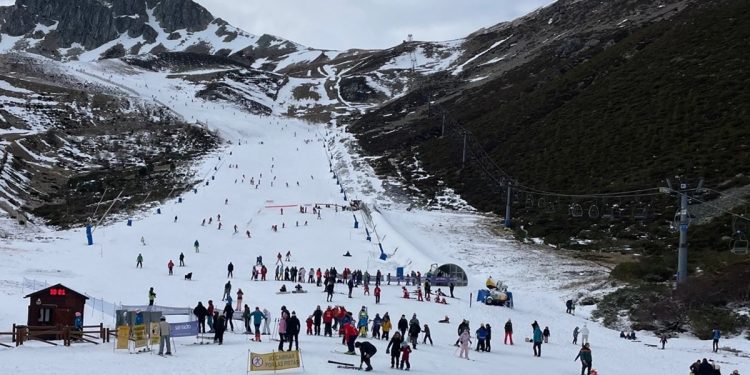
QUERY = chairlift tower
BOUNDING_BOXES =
[665,177,703,285]
[407,34,417,88]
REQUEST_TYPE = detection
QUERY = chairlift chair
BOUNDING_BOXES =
[569,203,583,218]
[537,197,547,209]
[545,202,556,214]
[525,196,535,209]
[730,236,749,255]
[587,204,600,219]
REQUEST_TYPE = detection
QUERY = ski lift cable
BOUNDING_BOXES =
[669,189,750,223]
[701,187,750,206]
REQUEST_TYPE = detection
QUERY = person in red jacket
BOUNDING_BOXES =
[344,322,358,354]
[416,287,423,302]
[402,286,410,299]
[400,343,412,370]
[323,306,334,337]
[374,286,381,304]
[167,260,174,275]
[306,316,314,335]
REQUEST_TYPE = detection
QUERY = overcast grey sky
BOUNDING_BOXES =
[0,0,555,50]
[194,0,554,50]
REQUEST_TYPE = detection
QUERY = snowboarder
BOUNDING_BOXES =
[574,343,593,375]
[573,326,580,345]
[148,287,156,306]
[458,329,471,360]
[580,324,589,345]
[355,341,377,371]
[227,262,234,278]
[179,252,185,267]
[136,253,143,268]
[194,240,199,253]
[504,319,514,345]
[167,260,174,275]
[532,321,543,357]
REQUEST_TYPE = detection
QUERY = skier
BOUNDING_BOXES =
[574,343,593,375]
[532,321,543,357]
[167,260,174,275]
[251,307,265,341]
[157,316,172,355]
[543,326,551,343]
[458,329,471,360]
[223,281,232,301]
[355,341,377,372]
[504,319,514,345]
[455,319,469,346]
[287,311,300,351]
[573,326,580,345]
[313,305,323,335]
[194,239,200,253]
[136,253,143,268]
[285,250,291,262]
[374,285,381,304]
[179,252,185,266]
[387,331,403,368]
[148,287,156,306]
[422,324,432,345]
[580,323,589,345]
[193,301,208,333]
[227,262,234,278]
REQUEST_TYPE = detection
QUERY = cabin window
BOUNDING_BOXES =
[38,308,52,323]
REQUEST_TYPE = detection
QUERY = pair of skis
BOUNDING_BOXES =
[328,360,360,370]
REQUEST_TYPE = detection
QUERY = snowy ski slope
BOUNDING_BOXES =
[0,60,747,375]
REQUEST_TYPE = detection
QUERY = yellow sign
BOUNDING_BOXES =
[249,351,301,372]
[132,324,147,348]
[116,325,130,350]
[150,322,160,345]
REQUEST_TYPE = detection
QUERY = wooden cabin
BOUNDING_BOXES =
[24,284,88,329]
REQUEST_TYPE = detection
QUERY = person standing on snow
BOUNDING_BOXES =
[222,281,232,301]
[242,305,252,333]
[543,326,551,343]
[323,306,334,337]
[374,285,381,304]
[386,331,403,368]
[313,306,323,336]
[712,327,721,352]
[236,289,244,311]
[574,343,593,375]
[532,321,543,357]
[263,308,271,335]
[504,319,513,345]
[224,302,235,332]
[277,309,288,351]
[214,314,226,344]
[381,314,392,340]
[179,252,185,267]
[148,287,156,306]
[227,262,234,278]
[167,260,174,275]
[458,329,471,360]
[194,239,199,253]
[485,324,492,352]
[408,314,420,349]
[476,324,488,352]
[157,316,172,355]
[193,301,208,333]
[136,253,144,268]
[251,307,265,341]
[347,277,355,298]
[422,324,433,345]
[287,311,301,351]
[573,326,580,345]
[580,323,589,345]
[207,300,215,332]
[400,342,412,370]
[344,321,358,354]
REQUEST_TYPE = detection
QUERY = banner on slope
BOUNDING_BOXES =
[132,324,147,348]
[248,350,301,372]
[170,321,199,338]
[150,322,160,345]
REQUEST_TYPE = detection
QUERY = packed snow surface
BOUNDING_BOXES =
[0,59,746,375]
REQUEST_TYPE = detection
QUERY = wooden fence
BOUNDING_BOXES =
[0,323,109,347]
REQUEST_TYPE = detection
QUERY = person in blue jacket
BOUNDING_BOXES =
[712,327,721,353]
[476,323,488,352]
[532,321,543,357]
[73,312,83,331]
